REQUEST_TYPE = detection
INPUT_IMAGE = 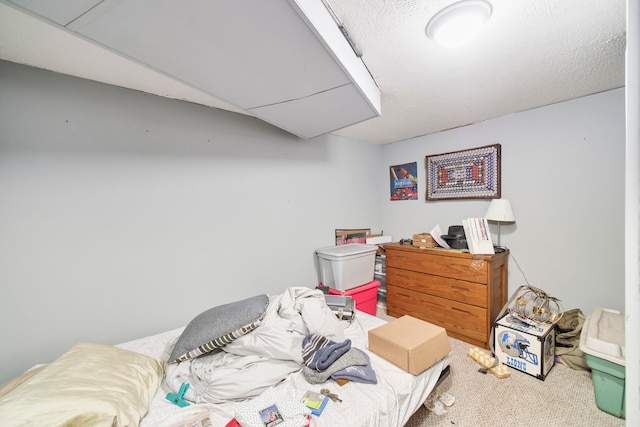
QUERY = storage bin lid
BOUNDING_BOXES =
[315,243,377,258]
[327,280,380,295]
[579,307,625,366]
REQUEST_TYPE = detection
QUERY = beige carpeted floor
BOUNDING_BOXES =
[375,309,625,427]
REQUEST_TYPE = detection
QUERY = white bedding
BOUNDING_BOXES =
[118,308,451,427]
[163,288,350,404]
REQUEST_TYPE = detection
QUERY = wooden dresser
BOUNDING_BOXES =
[384,243,508,349]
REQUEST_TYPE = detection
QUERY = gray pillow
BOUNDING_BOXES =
[169,294,269,363]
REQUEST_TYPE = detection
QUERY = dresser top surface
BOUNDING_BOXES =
[383,242,508,260]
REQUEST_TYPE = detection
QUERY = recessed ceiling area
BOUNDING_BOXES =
[0,0,626,145]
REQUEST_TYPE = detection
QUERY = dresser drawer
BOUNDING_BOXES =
[387,268,487,307]
[386,249,488,284]
[387,286,488,344]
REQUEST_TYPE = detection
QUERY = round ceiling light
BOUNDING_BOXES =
[426,0,493,48]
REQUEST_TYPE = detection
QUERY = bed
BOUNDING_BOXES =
[0,287,450,427]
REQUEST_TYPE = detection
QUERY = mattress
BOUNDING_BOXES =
[117,311,451,427]
[0,293,450,427]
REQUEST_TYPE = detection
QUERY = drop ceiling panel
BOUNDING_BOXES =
[4,0,381,139]
[249,83,378,139]
[9,0,101,26]
[66,0,352,110]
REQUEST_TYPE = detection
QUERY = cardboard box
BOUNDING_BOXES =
[494,313,556,380]
[368,315,451,375]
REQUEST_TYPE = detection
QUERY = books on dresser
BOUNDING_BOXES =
[462,217,494,254]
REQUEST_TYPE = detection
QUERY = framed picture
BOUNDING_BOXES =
[389,162,418,200]
[425,144,501,200]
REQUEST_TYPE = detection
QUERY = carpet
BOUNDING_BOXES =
[403,335,625,427]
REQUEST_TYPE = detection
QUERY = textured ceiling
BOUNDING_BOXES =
[0,0,626,145]
[327,0,626,144]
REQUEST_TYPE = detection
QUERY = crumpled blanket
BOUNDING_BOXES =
[555,308,589,371]
[165,287,347,403]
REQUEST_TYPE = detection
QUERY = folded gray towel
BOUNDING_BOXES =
[302,334,352,371]
[302,348,367,384]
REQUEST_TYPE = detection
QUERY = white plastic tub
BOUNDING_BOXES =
[315,244,377,291]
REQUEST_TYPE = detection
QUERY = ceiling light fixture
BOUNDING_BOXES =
[426,0,493,48]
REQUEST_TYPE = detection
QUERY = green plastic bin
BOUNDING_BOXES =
[579,307,625,419]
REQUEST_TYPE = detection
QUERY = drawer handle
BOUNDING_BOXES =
[451,307,470,315]
[451,285,469,292]
[396,292,411,299]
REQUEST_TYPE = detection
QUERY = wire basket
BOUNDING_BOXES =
[507,285,563,325]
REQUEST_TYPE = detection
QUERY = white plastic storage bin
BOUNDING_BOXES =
[579,307,626,418]
[315,244,377,291]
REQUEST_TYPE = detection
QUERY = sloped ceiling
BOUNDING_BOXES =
[0,0,626,145]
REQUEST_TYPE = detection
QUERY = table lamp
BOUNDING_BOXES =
[484,199,515,247]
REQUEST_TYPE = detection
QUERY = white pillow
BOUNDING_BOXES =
[0,342,164,427]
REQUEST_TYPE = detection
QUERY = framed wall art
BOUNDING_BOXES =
[425,144,501,200]
[389,162,418,200]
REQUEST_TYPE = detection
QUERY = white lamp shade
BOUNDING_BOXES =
[485,199,515,222]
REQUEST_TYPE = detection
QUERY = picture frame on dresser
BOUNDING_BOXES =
[335,228,371,245]
[425,144,501,200]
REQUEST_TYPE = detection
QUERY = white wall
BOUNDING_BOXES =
[625,0,640,423]
[0,60,382,383]
[380,89,626,316]
[0,59,627,386]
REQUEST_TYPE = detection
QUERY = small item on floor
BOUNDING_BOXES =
[467,347,510,379]
[320,388,342,403]
[423,395,447,415]
[487,363,510,379]
[433,386,455,407]
[423,386,455,416]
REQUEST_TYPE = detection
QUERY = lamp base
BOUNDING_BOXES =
[493,245,506,253]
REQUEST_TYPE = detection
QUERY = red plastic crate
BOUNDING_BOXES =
[326,280,380,316]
